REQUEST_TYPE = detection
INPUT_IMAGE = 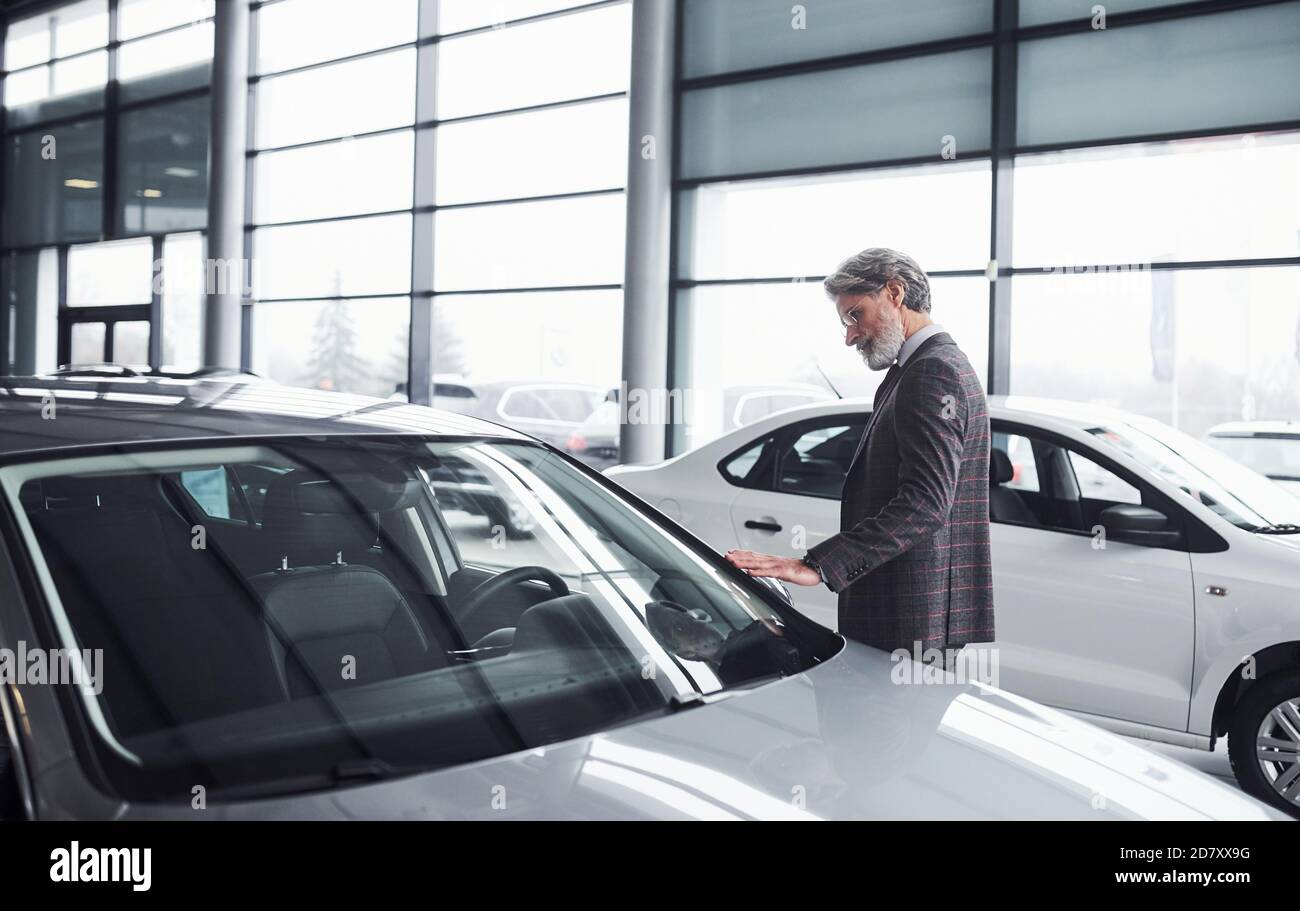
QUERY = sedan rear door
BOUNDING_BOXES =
[726,414,868,628]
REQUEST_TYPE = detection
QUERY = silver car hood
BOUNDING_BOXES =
[117,639,1282,821]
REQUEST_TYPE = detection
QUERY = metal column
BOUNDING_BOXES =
[203,0,250,369]
[619,0,677,465]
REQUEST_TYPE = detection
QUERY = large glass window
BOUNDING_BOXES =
[681,0,991,78]
[1013,132,1300,268]
[253,214,413,300]
[252,297,411,399]
[254,131,414,223]
[434,98,628,205]
[254,49,416,149]
[436,0,594,33]
[4,50,107,128]
[680,161,990,280]
[435,5,631,119]
[680,47,991,180]
[118,0,214,41]
[2,248,59,374]
[1017,3,1300,147]
[255,0,418,74]
[1019,0,1193,27]
[1009,266,1300,438]
[433,194,625,292]
[673,277,988,452]
[117,20,213,104]
[3,1,109,128]
[3,119,105,247]
[67,238,154,308]
[160,232,204,371]
[432,290,622,390]
[2,1,216,379]
[117,95,211,234]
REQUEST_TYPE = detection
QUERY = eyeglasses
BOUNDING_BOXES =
[837,283,885,330]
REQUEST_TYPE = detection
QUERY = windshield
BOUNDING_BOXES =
[1206,434,1300,484]
[1087,422,1300,530]
[1,436,836,802]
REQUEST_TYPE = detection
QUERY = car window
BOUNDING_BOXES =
[995,433,1040,492]
[180,466,236,520]
[1068,450,1142,505]
[1,437,834,803]
[1091,422,1300,530]
[499,388,599,423]
[230,463,290,524]
[720,437,771,487]
[991,424,1148,535]
[1207,434,1300,482]
[776,422,864,499]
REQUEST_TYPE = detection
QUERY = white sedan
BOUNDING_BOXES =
[608,395,1300,817]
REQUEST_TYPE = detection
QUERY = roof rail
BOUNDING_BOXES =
[52,363,142,377]
[49,364,257,380]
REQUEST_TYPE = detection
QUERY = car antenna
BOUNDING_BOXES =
[814,363,843,400]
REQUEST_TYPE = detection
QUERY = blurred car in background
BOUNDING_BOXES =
[566,382,835,470]
[394,376,605,452]
[1206,421,1300,497]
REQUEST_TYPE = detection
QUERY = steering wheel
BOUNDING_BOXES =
[458,565,570,633]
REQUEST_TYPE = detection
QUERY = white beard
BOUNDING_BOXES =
[857,310,906,370]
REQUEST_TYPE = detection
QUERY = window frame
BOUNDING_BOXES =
[990,418,1227,553]
[716,411,871,496]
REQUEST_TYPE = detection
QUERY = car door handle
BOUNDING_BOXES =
[744,519,782,533]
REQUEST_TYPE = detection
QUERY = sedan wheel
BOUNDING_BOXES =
[1255,698,1300,806]
[1228,671,1300,818]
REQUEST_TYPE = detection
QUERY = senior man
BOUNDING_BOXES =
[725,248,994,657]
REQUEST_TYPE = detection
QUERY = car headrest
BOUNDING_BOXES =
[26,473,162,511]
[990,448,1014,486]
[261,471,382,568]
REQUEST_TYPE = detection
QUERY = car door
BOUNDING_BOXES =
[727,414,868,629]
[988,421,1196,731]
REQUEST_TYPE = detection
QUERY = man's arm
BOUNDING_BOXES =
[802,357,969,593]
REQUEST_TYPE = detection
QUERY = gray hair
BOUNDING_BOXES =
[823,247,932,313]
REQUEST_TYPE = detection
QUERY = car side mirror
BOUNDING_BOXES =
[1099,504,1181,547]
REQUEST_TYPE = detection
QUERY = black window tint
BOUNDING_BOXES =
[991,423,1150,536]
[775,422,864,499]
[720,437,771,486]
[230,463,289,524]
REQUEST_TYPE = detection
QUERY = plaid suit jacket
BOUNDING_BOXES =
[805,331,994,653]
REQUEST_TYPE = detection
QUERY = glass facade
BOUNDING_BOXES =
[1,0,1297,464]
[1,0,215,373]
[246,0,631,418]
[673,0,1300,454]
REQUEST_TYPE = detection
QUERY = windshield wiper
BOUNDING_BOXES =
[1250,523,1300,534]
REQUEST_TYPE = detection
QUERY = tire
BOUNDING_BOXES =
[1227,670,1300,819]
